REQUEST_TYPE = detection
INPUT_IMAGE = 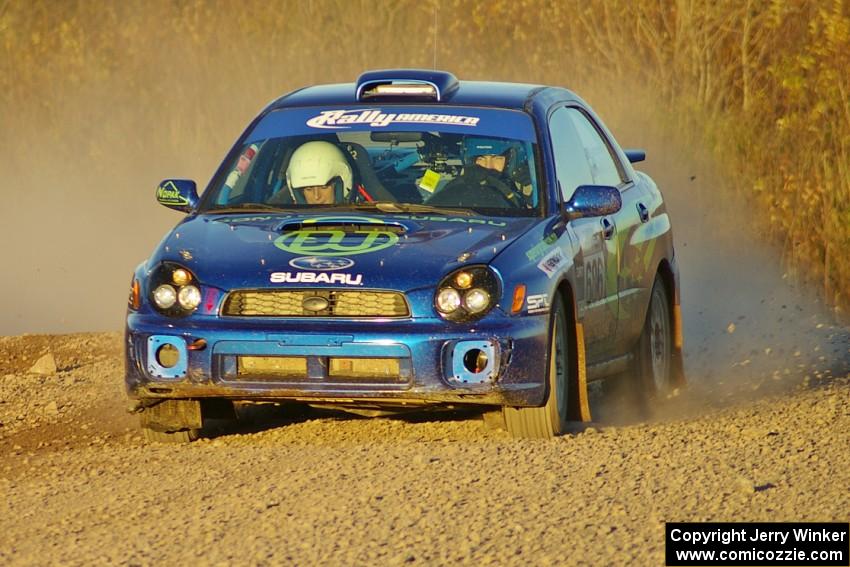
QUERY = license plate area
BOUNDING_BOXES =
[225,355,405,383]
[238,356,307,381]
[328,357,402,381]
[213,339,412,387]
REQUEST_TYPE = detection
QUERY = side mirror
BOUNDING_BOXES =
[156,179,199,213]
[564,185,622,219]
[624,149,646,163]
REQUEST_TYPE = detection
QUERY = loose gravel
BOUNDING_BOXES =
[0,332,848,566]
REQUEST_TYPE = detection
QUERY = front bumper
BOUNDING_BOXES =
[125,313,550,408]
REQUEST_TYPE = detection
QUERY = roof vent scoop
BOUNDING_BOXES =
[355,69,459,102]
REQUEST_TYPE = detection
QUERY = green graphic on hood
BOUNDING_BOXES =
[156,181,190,206]
[274,217,399,256]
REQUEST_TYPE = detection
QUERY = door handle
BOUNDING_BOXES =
[637,202,650,223]
[601,217,615,240]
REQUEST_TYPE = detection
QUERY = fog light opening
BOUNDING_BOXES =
[156,344,180,368]
[463,349,488,374]
[447,340,499,387]
[146,335,188,379]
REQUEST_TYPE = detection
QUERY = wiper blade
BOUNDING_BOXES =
[350,201,475,217]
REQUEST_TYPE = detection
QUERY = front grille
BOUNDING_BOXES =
[222,289,410,318]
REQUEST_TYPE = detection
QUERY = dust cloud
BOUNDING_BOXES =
[639,141,850,411]
[0,132,210,335]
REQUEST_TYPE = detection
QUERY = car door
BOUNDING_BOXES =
[566,108,650,356]
[548,106,619,361]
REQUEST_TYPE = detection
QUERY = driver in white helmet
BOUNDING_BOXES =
[271,141,353,205]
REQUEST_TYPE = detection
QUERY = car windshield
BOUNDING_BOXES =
[199,106,541,217]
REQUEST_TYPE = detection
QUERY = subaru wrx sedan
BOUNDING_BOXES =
[125,69,684,441]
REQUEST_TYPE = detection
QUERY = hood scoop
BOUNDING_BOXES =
[276,220,407,234]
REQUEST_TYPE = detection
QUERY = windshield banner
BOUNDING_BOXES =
[247,106,537,143]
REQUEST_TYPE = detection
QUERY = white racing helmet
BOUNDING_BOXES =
[286,141,353,202]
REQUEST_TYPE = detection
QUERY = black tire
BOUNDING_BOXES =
[137,399,204,443]
[481,409,507,431]
[503,294,570,439]
[140,421,200,443]
[637,274,673,400]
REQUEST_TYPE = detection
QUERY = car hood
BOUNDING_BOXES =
[153,212,537,291]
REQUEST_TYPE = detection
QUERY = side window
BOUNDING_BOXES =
[567,109,623,187]
[549,107,593,201]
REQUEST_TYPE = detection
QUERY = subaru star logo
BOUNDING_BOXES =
[288,256,355,271]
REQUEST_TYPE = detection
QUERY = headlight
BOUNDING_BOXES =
[464,288,490,313]
[434,265,500,322]
[153,284,177,308]
[436,288,462,313]
[172,269,191,286]
[454,272,473,289]
[178,285,201,310]
[148,262,202,316]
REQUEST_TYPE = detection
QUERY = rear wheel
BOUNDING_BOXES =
[637,275,673,400]
[503,294,570,439]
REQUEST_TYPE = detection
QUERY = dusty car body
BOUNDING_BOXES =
[125,69,684,440]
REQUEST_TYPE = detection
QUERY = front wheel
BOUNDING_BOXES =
[503,294,571,438]
[137,399,205,444]
[141,424,200,443]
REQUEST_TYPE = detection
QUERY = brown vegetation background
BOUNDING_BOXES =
[1,0,848,335]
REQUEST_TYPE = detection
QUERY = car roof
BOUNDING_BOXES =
[268,73,576,112]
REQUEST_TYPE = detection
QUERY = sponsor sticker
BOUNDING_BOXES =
[526,294,550,314]
[288,256,355,271]
[388,214,507,227]
[536,247,564,279]
[274,216,400,257]
[275,230,397,256]
[246,106,537,145]
[270,272,363,285]
[156,181,189,206]
[525,233,558,261]
[213,215,277,225]
[306,109,481,130]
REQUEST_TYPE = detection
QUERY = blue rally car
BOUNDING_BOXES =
[125,69,684,441]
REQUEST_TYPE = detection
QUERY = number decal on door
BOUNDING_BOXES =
[584,252,606,303]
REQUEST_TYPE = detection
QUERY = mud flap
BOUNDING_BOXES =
[671,304,687,388]
[569,313,592,422]
[139,399,202,433]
